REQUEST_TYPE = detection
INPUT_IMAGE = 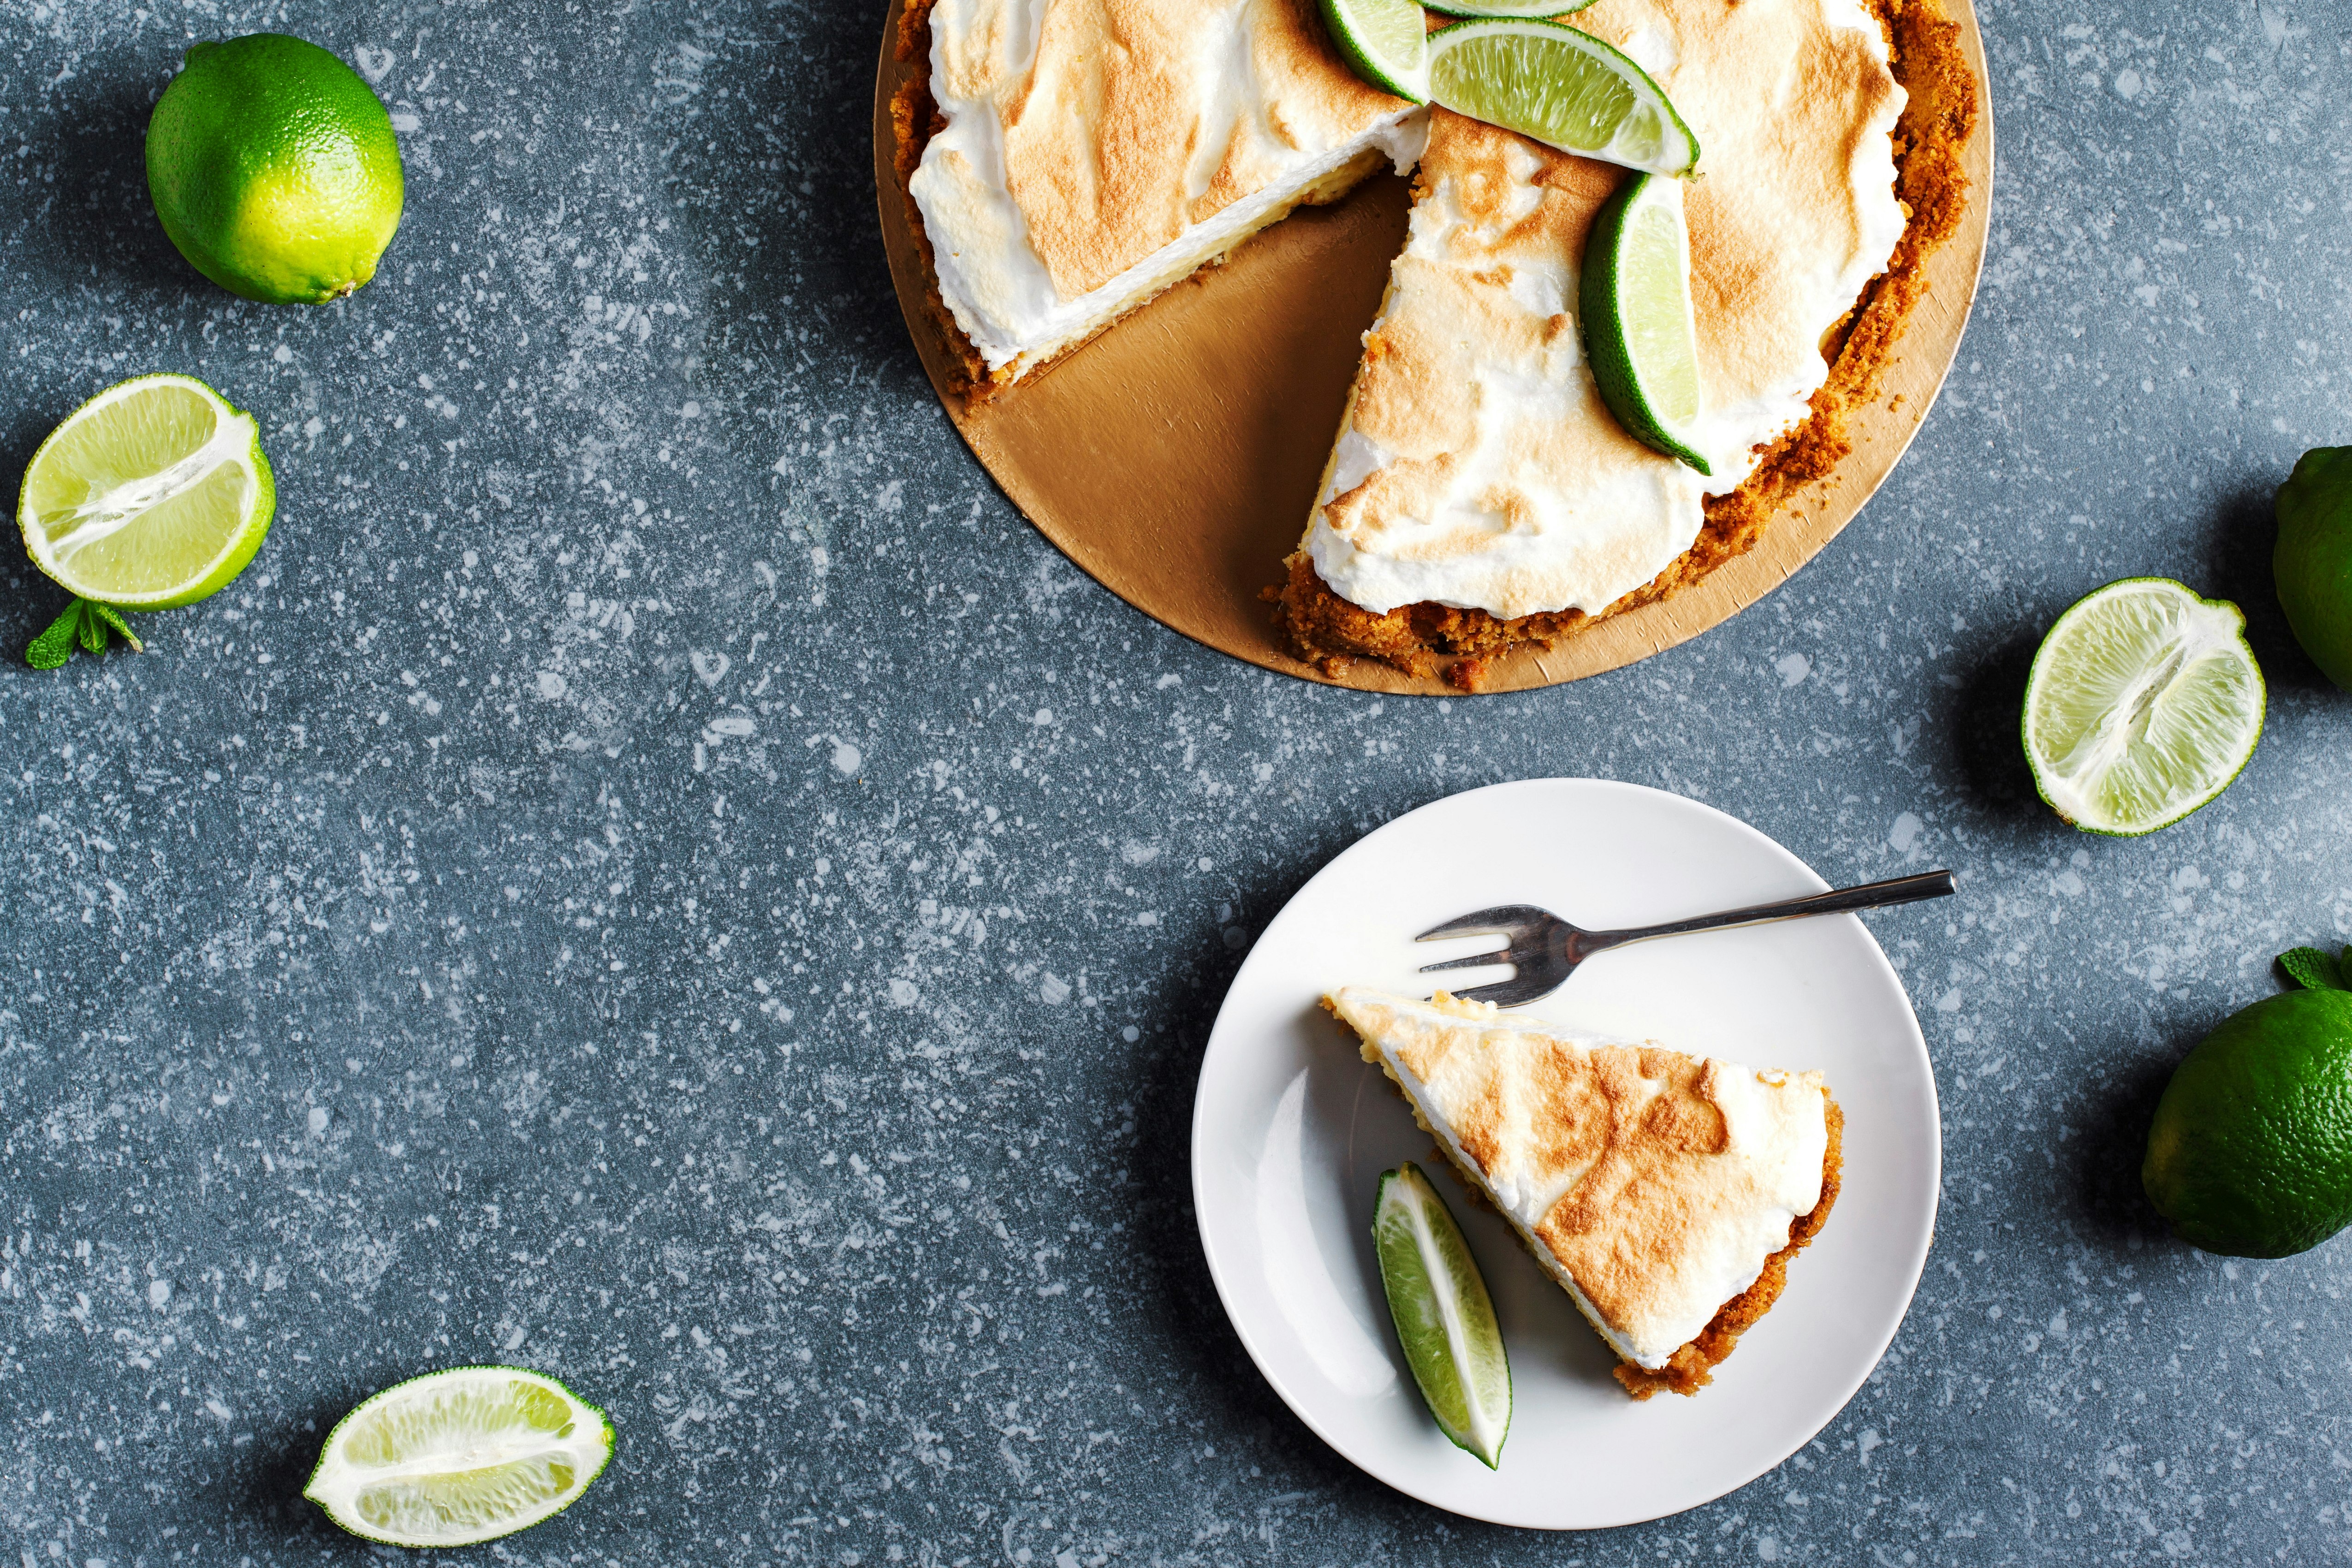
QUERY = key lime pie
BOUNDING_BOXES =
[1325,986,1841,1397]
[890,0,1976,685]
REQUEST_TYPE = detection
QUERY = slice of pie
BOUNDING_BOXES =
[1282,0,1978,686]
[1325,986,1841,1398]
[891,0,1428,398]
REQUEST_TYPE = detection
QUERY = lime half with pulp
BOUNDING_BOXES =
[1373,1162,1511,1467]
[303,1366,615,1548]
[2021,577,2263,836]
[1427,18,1697,174]
[18,374,274,609]
[1320,0,1430,101]
[1581,170,1708,474]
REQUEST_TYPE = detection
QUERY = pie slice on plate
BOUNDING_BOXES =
[1325,986,1841,1397]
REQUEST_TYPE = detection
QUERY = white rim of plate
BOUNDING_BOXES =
[1189,778,1940,1528]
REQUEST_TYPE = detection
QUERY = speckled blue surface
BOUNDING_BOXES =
[5,0,2352,1561]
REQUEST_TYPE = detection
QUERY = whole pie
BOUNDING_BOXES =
[891,0,1976,688]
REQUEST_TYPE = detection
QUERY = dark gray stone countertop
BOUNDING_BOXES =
[5,0,2351,1562]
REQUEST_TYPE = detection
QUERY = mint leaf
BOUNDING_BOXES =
[25,601,82,669]
[85,601,143,653]
[76,603,107,653]
[2277,946,2346,991]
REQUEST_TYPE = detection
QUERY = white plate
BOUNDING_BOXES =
[1192,779,1940,1529]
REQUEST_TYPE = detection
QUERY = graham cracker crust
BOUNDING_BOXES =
[1276,0,1980,690]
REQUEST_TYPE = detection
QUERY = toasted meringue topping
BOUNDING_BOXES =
[910,0,1427,372]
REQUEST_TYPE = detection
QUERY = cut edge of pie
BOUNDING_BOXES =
[1323,986,1844,1400]
[1277,0,1980,690]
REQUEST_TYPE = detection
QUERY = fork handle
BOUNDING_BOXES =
[1578,870,1956,957]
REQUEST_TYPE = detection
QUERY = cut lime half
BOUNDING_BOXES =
[303,1366,615,1549]
[1581,171,1708,474]
[1320,0,1429,101]
[18,373,273,609]
[1427,18,1697,174]
[1373,1162,1511,1467]
[1426,0,1599,16]
[2022,578,2264,836]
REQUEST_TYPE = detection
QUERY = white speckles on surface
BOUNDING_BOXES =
[0,0,2350,1562]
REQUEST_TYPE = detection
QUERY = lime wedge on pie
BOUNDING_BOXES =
[1319,0,1431,102]
[1426,18,1698,174]
[1374,1161,1512,1466]
[303,1366,615,1548]
[18,373,273,608]
[2022,578,2264,836]
[1582,171,1709,474]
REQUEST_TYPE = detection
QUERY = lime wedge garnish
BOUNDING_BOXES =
[1580,171,1709,475]
[303,1366,616,1548]
[1427,18,1697,175]
[1373,1162,1511,1467]
[1319,0,1430,101]
[2023,578,2265,836]
[18,373,274,609]
[1426,0,1599,16]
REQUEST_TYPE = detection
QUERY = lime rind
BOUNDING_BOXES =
[1580,171,1710,474]
[1426,18,1698,176]
[1373,1162,1511,1467]
[302,1366,616,1549]
[1425,0,1601,15]
[18,373,274,610]
[2021,577,2265,837]
[1319,0,1430,102]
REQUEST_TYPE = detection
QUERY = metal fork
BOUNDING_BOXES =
[1414,870,1956,1008]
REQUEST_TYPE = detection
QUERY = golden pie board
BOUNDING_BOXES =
[871,0,1993,695]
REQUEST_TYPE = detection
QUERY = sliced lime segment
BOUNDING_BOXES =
[1581,171,1708,474]
[18,373,274,609]
[303,1366,616,1548]
[1426,18,1697,175]
[1426,0,1599,16]
[2022,578,2264,836]
[1320,0,1429,102]
[1373,1161,1511,1467]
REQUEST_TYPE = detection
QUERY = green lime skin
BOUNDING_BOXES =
[146,34,404,304]
[2275,447,2352,689]
[2143,988,2352,1258]
[1579,173,1709,475]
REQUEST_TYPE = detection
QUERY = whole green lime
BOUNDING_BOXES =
[2143,988,2352,1258]
[145,34,404,304]
[2275,446,2352,689]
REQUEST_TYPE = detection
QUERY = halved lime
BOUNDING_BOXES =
[1427,0,1598,16]
[1320,0,1429,101]
[1581,171,1708,474]
[1427,18,1697,174]
[2022,578,2264,836]
[1373,1162,1510,1467]
[303,1366,615,1548]
[18,374,273,609]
